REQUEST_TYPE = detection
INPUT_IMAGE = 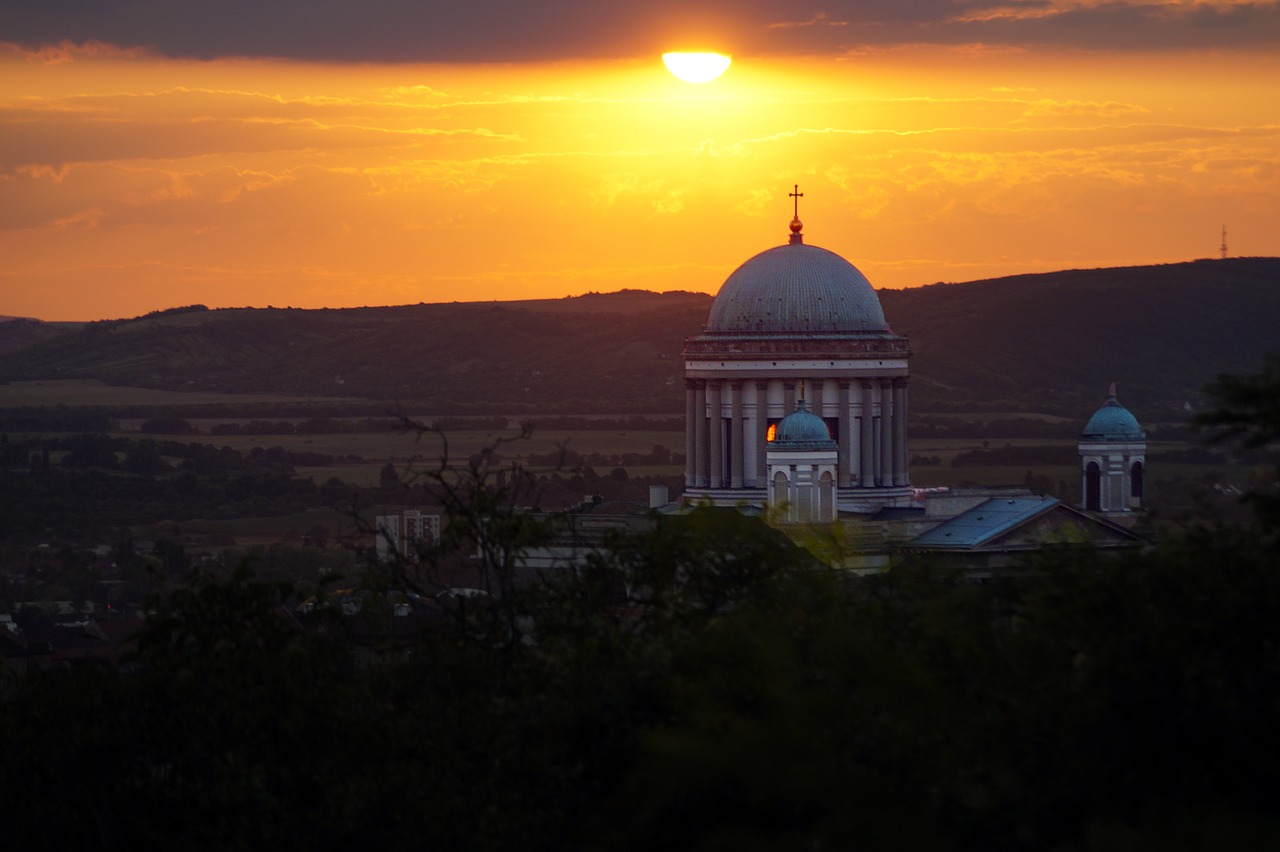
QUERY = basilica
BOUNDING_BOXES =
[677,192,1148,568]
[683,205,911,517]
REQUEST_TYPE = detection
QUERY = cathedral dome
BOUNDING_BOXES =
[705,242,889,334]
[1081,385,1145,442]
[772,400,836,449]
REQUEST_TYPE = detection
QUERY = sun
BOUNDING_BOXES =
[662,52,732,83]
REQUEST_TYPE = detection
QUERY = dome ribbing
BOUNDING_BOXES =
[704,242,889,334]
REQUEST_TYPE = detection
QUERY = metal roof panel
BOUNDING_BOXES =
[908,496,1061,549]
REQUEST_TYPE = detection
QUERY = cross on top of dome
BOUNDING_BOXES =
[789,184,804,244]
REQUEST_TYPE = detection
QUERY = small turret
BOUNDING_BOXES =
[767,398,838,523]
[1079,383,1146,513]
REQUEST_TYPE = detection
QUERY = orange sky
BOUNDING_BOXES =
[2,38,1278,320]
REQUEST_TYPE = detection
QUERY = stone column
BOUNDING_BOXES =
[860,380,875,487]
[879,379,893,486]
[756,380,770,488]
[837,380,852,488]
[684,379,697,487]
[730,381,744,488]
[708,380,723,488]
[694,380,708,488]
[893,379,909,486]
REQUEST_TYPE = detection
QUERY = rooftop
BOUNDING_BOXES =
[907,496,1062,550]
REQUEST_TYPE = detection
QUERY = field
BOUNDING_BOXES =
[0,379,360,408]
[192,427,686,483]
[134,507,364,548]
[1,381,1258,535]
[271,430,1246,524]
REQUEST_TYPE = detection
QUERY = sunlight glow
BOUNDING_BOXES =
[2,46,1278,320]
[662,52,731,83]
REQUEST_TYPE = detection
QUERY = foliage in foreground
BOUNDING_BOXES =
[3,506,1280,851]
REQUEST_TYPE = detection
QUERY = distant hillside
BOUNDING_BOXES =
[0,292,710,414]
[0,318,84,357]
[1,259,1276,418]
[882,257,1280,417]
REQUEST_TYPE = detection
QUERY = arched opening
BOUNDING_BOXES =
[1130,460,1144,501]
[1085,461,1101,511]
[819,470,834,522]
[772,470,789,515]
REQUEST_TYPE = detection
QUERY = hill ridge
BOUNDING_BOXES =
[2,258,1275,418]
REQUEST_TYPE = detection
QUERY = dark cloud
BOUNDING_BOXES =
[940,2,1280,52]
[2,0,1278,61]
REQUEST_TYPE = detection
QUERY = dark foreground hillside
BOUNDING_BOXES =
[2,258,1276,416]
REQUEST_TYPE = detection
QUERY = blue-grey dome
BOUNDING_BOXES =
[1081,386,1145,442]
[705,242,889,334]
[772,401,836,449]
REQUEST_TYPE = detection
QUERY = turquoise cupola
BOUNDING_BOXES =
[1079,383,1146,514]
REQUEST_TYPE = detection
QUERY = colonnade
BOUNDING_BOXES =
[685,375,909,492]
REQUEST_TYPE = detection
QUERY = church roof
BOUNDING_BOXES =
[1080,384,1145,442]
[904,495,1148,553]
[704,241,890,335]
[907,496,1062,550]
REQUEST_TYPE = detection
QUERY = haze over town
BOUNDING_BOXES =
[2,0,1278,321]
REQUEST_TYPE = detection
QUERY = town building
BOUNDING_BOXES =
[375,509,441,562]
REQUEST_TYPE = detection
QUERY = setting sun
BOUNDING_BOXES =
[661,52,731,83]
[1,20,1278,321]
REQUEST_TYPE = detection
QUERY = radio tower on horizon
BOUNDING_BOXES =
[1220,225,1228,260]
